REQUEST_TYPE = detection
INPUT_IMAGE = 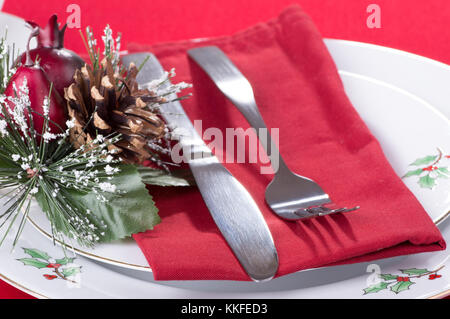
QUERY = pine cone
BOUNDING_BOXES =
[64,58,169,164]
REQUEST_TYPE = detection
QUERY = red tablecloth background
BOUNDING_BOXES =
[1,0,449,299]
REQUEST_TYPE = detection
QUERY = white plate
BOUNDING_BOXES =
[0,12,449,298]
[25,44,450,272]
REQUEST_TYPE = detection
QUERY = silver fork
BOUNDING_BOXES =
[188,46,360,220]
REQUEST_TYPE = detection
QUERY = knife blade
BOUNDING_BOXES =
[122,53,278,281]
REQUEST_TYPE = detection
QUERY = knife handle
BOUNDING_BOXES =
[122,53,279,281]
[189,158,279,281]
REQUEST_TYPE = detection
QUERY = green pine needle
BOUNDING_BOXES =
[0,75,124,249]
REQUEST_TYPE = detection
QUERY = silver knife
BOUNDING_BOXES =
[122,53,278,281]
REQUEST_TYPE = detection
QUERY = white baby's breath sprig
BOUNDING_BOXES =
[0,28,17,93]
[0,119,7,136]
[101,25,121,72]
[82,25,122,74]
[42,96,50,117]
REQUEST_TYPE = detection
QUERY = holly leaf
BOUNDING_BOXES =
[363,282,390,294]
[61,267,81,278]
[379,274,398,281]
[17,258,49,269]
[55,257,75,265]
[410,155,438,166]
[402,168,423,178]
[390,281,414,294]
[436,167,449,179]
[137,167,195,187]
[66,164,161,243]
[22,248,51,261]
[400,268,429,276]
[419,175,436,189]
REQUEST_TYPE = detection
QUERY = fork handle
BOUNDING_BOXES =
[234,101,289,174]
[188,46,289,173]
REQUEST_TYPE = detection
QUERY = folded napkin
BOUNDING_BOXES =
[128,6,446,281]
[129,6,446,280]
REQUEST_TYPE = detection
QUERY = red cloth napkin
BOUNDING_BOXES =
[129,6,445,280]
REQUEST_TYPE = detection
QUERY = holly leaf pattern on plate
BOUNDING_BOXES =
[410,155,438,166]
[363,282,390,294]
[436,167,449,178]
[390,281,414,294]
[363,266,444,296]
[419,175,436,189]
[22,248,51,261]
[61,267,81,278]
[403,149,449,189]
[17,258,49,269]
[402,168,423,178]
[400,268,429,276]
[17,248,82,283]
[55,257,76,265]
[379,274,398,280]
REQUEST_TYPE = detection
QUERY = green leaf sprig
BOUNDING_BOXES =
[0,25,193,253]
[0,77,128,248]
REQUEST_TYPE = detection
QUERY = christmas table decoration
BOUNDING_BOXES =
[0,16,191,251]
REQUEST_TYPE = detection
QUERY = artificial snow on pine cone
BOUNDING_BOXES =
[65,57,174,165]
[64,25,192,167]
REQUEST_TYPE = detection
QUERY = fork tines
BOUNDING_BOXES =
[296,205,360,218]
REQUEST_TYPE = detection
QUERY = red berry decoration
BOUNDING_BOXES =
[4,27,66,135]
[46,263,62,269]
[19,15,84,99]
[43,274,58,280]
[428,274,442,280]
